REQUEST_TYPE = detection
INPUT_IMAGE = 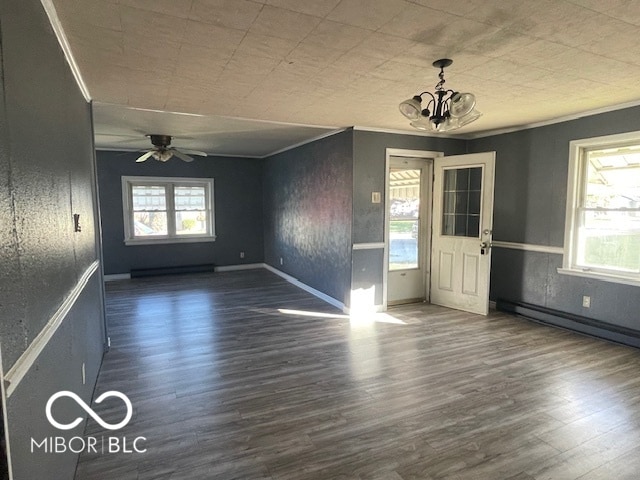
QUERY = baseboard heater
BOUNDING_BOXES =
[496,299,640,349]
[130,264,216,278]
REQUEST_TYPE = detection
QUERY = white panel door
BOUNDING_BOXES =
[431,152,495,315]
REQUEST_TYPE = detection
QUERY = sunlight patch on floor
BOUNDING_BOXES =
[277,308,406,325]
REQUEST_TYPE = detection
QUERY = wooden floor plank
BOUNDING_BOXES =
[75,270,640,479]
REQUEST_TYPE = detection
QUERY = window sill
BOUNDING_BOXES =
[557,267,640,287]
[125,235,216,246]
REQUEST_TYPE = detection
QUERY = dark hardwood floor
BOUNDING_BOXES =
[75,269,640,479]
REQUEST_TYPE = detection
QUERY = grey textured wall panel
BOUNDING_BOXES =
[7,274,105,480]
[0,0,102,368]
[352,248,384,306]
[97,151,264,275]
[352,131,466,244]
[473,106,640,333]
[0,0,105,477]
[491,249,640,332]
[263,130,352,304]
[469,127,567,246]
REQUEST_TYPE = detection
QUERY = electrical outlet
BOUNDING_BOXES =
[279,257,283,265]
[582,295,591,308]
[240,251,245,259]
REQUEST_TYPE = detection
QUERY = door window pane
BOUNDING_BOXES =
[442,167,482,237]
[389,168,420,270]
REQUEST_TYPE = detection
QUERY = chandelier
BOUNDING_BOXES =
[399,59,481,132]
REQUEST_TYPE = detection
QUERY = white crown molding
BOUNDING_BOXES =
[353,125,474,140]
[40,0,91,102]
[262,128,348,158]
[95,146,264,159]
[467,99,640,140]
[96,135,350,158]
[94,102,343,130]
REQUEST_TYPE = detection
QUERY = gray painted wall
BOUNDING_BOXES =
[0,0,105,478]
[469,106,640,332]
[97,151,264,275]
[263,130,353,305]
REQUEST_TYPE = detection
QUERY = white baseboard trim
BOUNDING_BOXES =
[104,263,347,313]
[104,273,131,281]
[262,264,346,312]
[104,264,265,281]
[215,263,264,272]
[5,260,100,398]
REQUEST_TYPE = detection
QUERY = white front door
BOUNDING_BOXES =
[386,156,432,305]
[430,152,495,315]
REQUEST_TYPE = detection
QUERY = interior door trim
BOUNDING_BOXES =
[383,148,443,311]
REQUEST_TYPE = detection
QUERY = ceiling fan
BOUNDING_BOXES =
[135,134,207,163]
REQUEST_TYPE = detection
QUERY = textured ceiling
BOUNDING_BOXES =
[49,0,640,156]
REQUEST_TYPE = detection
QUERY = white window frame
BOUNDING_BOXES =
[559,131,640,287]
[122,176,216,246]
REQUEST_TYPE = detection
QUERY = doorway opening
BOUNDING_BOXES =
[384,149,496,315]
[384,150,440,308]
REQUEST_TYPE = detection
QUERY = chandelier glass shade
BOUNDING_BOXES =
[399,59,481,132]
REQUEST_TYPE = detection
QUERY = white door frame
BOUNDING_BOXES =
[383,148,443,310]
[430,152,496,315]
[0,344,12,479]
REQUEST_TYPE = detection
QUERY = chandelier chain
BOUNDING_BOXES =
[435,68,446,91]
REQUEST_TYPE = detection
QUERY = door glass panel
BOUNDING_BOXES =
[442,167,482,237]
[389,168,420,270]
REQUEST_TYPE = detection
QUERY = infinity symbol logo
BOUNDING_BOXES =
[46,391,133,431]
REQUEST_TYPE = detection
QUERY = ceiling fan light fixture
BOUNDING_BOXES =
[399,96,423,120]
[152,150,174,162]
[399,59,481,133]
[135,134,205,163]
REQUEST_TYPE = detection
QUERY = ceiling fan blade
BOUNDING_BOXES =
[172,149,194,162]
[178,148,207,156]
[135,151,154,163]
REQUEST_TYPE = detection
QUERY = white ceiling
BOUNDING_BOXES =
[49,0,640,157]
